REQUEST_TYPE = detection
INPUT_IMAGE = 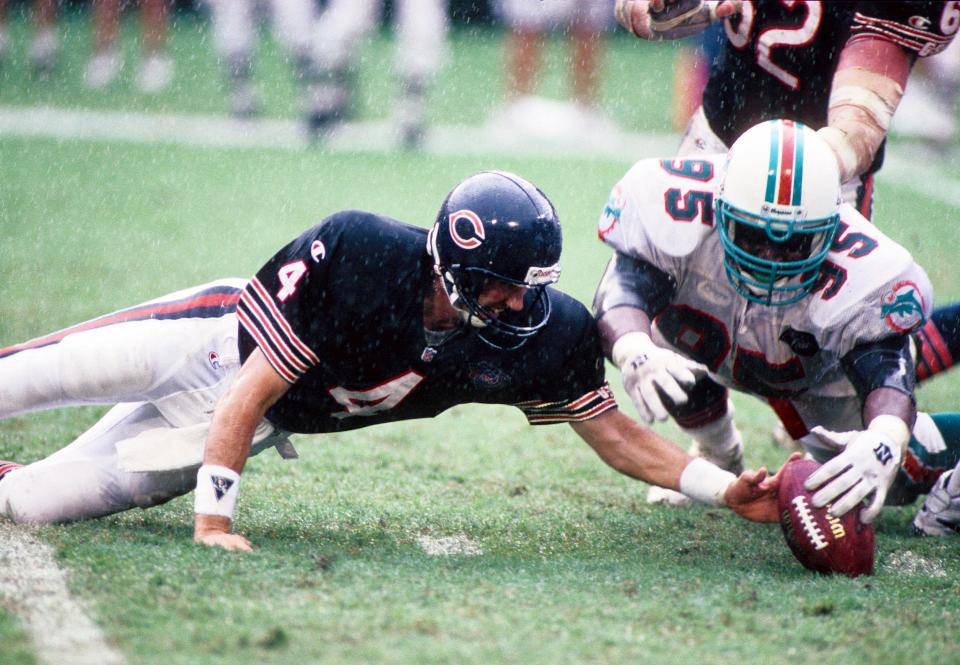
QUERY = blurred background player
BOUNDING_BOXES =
[490,0,616,139]
[308,0,449,147]
[0,0,58,76]
[203,0,321,120]
[85,0,173,93]
[669,23,723,131]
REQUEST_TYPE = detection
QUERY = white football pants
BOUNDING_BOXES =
[205,0,318,62]
[0,279,285,524]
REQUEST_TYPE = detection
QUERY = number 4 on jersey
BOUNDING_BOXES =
[329,371,425,419]
[277,260,308,302]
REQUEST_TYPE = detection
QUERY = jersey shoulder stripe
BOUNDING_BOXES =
[237,277,319,383]
[246,278,320,365]
[238,288,311,374]
[850,12,954,54]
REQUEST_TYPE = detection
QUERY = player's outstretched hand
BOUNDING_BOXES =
[194,514,254,551]
[195,531,254,551]
[725,452,802,522]
[805,425,902,523]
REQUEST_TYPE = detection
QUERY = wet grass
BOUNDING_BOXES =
[2,9,960,665]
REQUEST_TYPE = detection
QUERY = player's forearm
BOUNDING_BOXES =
[862,386,916,447]
[202,396,261,472]
[818,38,909,182]
[573,409,687,487]
[596,307,653,360]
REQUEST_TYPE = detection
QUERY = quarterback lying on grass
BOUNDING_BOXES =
[0,171,781,551]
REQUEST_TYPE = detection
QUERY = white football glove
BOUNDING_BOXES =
[804,415,910,523]
[612,331,708,423]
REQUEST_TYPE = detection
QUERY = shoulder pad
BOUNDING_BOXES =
[599,155,724,260]
[807,205,933,338]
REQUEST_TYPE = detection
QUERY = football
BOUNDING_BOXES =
[777,458,875,577]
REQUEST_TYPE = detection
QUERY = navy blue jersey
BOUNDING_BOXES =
[237,211,616,434]
[702,1,955,163]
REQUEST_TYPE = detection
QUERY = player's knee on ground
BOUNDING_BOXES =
[0,461,130,524]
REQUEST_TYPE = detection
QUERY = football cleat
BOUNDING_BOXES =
[0,461,23,481]
[229,81,261,119]
[913,470,960,536]
[29,29,59,78]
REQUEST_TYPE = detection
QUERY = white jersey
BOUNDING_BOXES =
[598,155,933,405]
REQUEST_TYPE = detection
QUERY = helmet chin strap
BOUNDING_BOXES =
[430,265,489,330]
[443,270,488,329]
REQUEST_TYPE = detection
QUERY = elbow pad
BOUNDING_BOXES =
[841,335,916,402]
[593,253,676,320]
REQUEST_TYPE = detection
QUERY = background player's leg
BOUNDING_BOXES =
[307,0,378,130]
[0,402,197,524]
[393,0,448,146]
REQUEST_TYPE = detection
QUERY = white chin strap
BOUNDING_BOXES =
[443,270,488,328]
[427,227,489,329]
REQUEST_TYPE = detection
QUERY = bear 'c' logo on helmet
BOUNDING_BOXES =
[448,209,485,250]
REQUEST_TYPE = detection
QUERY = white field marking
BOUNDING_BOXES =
[0,104,676,162]
[416,534,483,556]
[0,523,126,665]
[883,549,947,578]
[1,104,958,204]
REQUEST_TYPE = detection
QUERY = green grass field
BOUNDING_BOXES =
[2,9,960,665]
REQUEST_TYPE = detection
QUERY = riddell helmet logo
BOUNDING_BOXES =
[449,209,485,250]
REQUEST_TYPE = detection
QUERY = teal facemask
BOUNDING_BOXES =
[716,199,840,307]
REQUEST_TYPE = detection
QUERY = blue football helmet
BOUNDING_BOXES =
[716,119,842,306]
[427,171,562,349]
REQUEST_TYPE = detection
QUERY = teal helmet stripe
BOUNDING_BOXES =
[764,121,780,204]
[792,121,805,206]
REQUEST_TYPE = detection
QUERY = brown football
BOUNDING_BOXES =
[777,458,875,577]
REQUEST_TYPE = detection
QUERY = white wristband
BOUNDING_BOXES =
[194,464,241,519]
[679,457,736,507]
[611,331,654,369]
[868,414,910,461]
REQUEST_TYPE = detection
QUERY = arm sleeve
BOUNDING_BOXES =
[841,335,916,401]
[592,252,677,320]
[237,214,349,383]
[514,299,618,425]
[850,2,956,58]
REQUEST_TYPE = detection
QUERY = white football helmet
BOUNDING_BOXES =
[716,119,842,306]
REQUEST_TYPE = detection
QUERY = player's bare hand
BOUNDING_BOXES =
[724,453,802,522]
[195,531,254,551]
[712,1,741,19]
[194,514,254,551]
